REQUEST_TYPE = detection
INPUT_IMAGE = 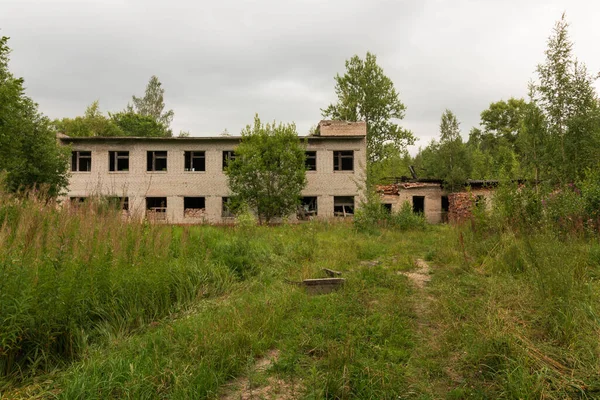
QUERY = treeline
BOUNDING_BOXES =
[376,15,600,188]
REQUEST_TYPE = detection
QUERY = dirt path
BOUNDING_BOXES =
[220,349,301,400]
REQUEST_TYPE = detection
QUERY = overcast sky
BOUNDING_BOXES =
[2,0,599,153]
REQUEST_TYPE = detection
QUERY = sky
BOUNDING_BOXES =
[2,0,599,154]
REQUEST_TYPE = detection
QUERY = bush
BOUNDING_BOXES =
[355,191,426,232]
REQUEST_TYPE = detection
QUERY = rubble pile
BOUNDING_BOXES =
[376,184,399,195]
[184,208,206,218]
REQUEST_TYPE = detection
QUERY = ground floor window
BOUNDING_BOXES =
[222,197,234,218]
[106,196,129,211]
[334,196,354,217]
[146,197,167,220]
[412,196,425,214]
[298,196,318,220]
[184,197,206,218]
[382,203,392,213]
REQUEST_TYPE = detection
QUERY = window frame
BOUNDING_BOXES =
[222,151,236,171]
[333,150,354,172]
[184,151,206,172]
[71,150,92,172]
[109,151,130,172]
[333,196,355,217]
[305,151,317,171]
[147,151,168,172]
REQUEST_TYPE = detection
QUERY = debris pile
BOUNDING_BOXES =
[184,208,206,218]
[448,193,474,223]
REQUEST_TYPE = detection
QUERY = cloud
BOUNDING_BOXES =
[2,0,599,151]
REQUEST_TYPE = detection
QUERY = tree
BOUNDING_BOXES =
[127,75,174,136]
[109,111,170,138]
[54,101,124,137]
[0,36,69,197]
[225,115,307,224]
[530,13,599,181]
[322,52,415,165]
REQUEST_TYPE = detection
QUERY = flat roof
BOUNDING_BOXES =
[59,135,365,142]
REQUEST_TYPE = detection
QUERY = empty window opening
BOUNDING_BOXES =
[106,196,129,211]
[109,151,129,172]
[146,197,167,220]
[222,151,236,171]
[412,196,425,214]
[334,196,355,217]
[69,197,87,205]
[382,203,392,213]
[475,195,486,209]
[441,196,449,212]
[305,151,317,171]
[184,197,206,218]
[222,197,234,218]
[184,151,205,171]
[147,151,168,171]
[333,151,353,171]
[298,196,318,220]
[71,151,91,172]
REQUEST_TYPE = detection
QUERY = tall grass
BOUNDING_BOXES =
[0,192,236,379]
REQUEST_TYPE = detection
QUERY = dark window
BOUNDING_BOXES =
[333,151,353,171]
[222,197,234,217]
[441,196,449,212]
[71,151,91,172]
[184,197,206,218]
[109,151,129,172]
[69,197,87,204]
[305,151,317,171]
[107,196,129,211]
[298,196,318,219]
[147,151,168,171]
[184,151,205,172]
[382,203,392,213]
[412,196,425,214]
[146,197,167,220]
[222,151,236,171]
[334,196,354,216]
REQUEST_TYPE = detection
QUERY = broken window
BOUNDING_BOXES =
[184,197,206,218]
[147,151,168,171]
[382,203,392,214]
[146,197,167,220]
[222,197,234,218]
[298,196,318,219]
[184,151,205,172]
[333,151,353,171]
[441,195,449,222]
[109,151,129,172]
[412,196,425,214]
[334,196,354,217]
[222,151,236,171]
[107,196,129,211]
[71,151,91,172]
[305,151,317,171]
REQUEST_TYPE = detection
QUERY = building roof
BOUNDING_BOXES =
[59,134,365,143]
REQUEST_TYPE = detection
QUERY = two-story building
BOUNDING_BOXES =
[60,120,367,224]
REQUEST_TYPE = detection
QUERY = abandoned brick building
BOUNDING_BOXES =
[377,179,496,224]
[60,120,367,224]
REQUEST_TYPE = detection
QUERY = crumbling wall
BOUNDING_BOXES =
[448,192,474,223]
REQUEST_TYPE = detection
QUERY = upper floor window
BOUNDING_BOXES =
[222,151,236,171]
[184,151,205,172]
[305,151,317,171]
[109,151,129,172]
[147,151,167,172]
[71,151,91,172]
[333,151,353,171]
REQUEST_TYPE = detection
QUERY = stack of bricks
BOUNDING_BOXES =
[448,192,475,224]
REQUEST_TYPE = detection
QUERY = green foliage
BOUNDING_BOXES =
[355,191,426,232]
[0,36,69,197]
[127,75,174,133]
[54,101,125,137]
[322,52,415,166]
[110,111,170,137]
[226,115,307,224]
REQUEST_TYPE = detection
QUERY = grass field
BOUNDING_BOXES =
[1,196,599,399]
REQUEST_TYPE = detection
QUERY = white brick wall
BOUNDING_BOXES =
[62,135,366,223]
